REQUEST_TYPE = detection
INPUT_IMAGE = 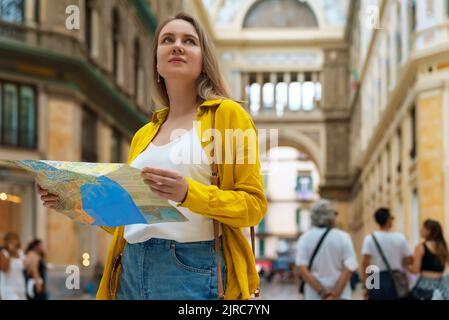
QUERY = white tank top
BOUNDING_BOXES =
[0,249,26,300]
[124,125,220,243]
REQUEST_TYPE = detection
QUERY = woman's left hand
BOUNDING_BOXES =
[141,167,188,203]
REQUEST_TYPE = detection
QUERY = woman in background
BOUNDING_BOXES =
[408,219,449,300]
[24,239,48,300]
[0,232,26,300]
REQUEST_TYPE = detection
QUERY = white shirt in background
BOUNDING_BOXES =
[0,249,26,300]
[361,230,412,271]
[295,227,358,300]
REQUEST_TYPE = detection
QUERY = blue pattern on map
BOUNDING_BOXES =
[80,176,147,227]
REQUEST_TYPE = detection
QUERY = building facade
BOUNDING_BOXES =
[347,0,449,255]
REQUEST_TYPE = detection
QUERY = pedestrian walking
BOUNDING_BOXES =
[24,239,48,300]
[408,219,449,300]
[360,208,413,300]
[0,232,26,300]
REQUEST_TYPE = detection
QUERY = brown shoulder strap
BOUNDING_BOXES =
[210,106,259,299]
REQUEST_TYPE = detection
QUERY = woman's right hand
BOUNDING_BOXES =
[36,184,59,209]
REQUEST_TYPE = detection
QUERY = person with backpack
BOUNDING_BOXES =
[295,199,358,300]
[360,207,413,300]
[36,12,267,300]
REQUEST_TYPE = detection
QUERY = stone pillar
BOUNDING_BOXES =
[283,72,291,113]
[417,90,445,226]
[297,72,304,111]
[45,95,82,265]
[269,72,277,113]
[257,73,264,114]
[443,80,449,239]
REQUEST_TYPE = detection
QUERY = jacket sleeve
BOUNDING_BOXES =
[177,112,268,228]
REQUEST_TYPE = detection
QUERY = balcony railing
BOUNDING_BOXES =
[0,20,85,57]
[241,71,322,117]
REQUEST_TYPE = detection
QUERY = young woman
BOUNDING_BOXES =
[408,219,449,300]
[0,232,26,300]
[37,12,267,300]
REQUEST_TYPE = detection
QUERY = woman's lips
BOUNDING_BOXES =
[168,58,186,63]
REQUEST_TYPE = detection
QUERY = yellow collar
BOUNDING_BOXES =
[151,98,223,123]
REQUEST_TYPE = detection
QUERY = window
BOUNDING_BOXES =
[397,128,402,173]
[409,0,417,49]
[19,86,36,148]
[262,82,274,111]
[249,83,260,115]
[133,37,140,99]
[34,0,40,24]
[110,128,122,163]
[302,80,315,111]
[85,0,93,53]
[81,108,97,162]
[396,3,403,63]
[0,81,36,148]
[410,105,417,159]
[275,81,287,116]
[295,173,314,200]
[111,8,120,79]
[295,207,301,228]
[288,82,301,111]
[3,83,18,145]
[0,0,24,23]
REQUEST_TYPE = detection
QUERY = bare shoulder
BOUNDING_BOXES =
[414,242,425,255]
[26,251,39,263]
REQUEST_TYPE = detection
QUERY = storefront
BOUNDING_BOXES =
[0,166,36,248]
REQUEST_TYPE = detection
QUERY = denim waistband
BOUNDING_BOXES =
[129,237,222,250]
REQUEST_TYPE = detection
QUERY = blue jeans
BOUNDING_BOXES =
[116,238,226,300]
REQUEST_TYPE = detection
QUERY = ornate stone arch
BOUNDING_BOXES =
[275,129,325,179]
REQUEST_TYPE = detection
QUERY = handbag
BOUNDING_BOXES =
[298,228,331,294]
[371,233,409,299]
[209,105,258,300]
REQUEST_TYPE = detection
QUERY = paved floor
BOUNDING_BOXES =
[257,277,363,300]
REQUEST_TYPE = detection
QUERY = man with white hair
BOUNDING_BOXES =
[295,199,358,300]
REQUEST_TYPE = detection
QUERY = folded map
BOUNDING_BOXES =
[0,160,188,227]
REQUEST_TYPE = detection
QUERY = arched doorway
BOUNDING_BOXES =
[256,145,321,285]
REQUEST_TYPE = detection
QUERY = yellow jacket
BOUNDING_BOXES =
[96,98,268,300]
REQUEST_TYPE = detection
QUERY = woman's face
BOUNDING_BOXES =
[156,19,202,83]
[420,225,429,239]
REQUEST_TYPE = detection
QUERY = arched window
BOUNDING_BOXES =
[288,82,301,111]
[262,82,274,110]
[112,8,120,78]
[249,83,261,114]
[243,0,318,28]
[133,37,140,99]
[275,81,287,115]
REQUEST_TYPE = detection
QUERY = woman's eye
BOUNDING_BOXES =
[185,39,195,45]
[162,37,172,43]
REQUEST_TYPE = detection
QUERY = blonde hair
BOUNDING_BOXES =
[150,12,231,108]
